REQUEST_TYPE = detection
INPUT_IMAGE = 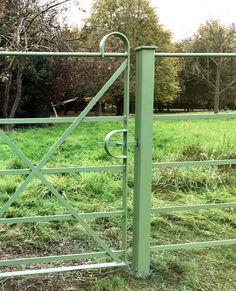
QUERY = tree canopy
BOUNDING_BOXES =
[0,0,69,119]
[0,1,236,118]
[79,0,180,112]
[178,20,236,112]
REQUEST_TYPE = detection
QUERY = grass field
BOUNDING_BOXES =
[0,117,236,290]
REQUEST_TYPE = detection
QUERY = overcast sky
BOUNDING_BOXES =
[65,0,236,41]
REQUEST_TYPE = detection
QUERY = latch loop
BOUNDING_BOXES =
[103,129,127,159]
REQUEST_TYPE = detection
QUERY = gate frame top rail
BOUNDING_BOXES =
[0,32,129,58]
[0,51,127,57]
[155,52,236,57]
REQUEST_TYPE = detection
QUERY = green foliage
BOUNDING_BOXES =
[80,0,180,109]
[84,0,168,47]
[0,0,68,118]
[177,20,236,111]
[21,56,55,118]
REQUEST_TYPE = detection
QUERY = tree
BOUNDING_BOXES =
[79,0,180,113]
[0,0,70,120]
[20,56,54,118]
[179,20,236,112]
[51,27,123,116]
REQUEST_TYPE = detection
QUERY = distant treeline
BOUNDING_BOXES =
[0,0,236,119]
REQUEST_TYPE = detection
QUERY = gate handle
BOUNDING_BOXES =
[104,129,127,159]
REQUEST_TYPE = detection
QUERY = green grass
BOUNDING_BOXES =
[0,118,236,290]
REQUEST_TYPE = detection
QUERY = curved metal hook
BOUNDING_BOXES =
[104,129,127,159]
[99,32,130,57]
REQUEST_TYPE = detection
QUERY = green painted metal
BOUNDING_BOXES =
[0,169,30,175]
[150,239,236,252]
[0,165,124,176]
[148,50,236,268]
[104,129,128,159]
[130,46,236,277]
[151,202,236,213]
[98,141,136,147]
[153,159,236,169]
[99,32,130,57]
[0,210,124,224]
[0,250,124,267]
[155,52,236,58]
[153,112,236,120]
[132,46,156,276]
[0,32,130,278]
[1,34,236,278]
[0,116,126,124]
[42,165,124,174]
[0,262,126,278]
[0,52,127,57]
[121,42,130,264]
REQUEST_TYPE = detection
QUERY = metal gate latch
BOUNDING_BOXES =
[103,129,127,159]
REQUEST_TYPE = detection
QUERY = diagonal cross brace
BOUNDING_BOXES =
[0,134,120,263]
[37,59,127,169]
[0,59,127,216]
[0,60,127,262]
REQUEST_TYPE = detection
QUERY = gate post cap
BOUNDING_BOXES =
[135,46,157,51]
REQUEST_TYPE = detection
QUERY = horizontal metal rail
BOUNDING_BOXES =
[0,250,123,267]
[155,52,236,58]
[0,116,125,125]
[153,112,236,120]
[42,165,124,174]
[97,141,136,147]
[150,239,236,251]
[152,103,236,255]
[151,202,236,213]
[0,211,124,225]
[1,113,235,125]
[152,159,236,169]
[0,261,125,278]
[0,165,125,176]
[0,169,30,175]
[0,51,127,57]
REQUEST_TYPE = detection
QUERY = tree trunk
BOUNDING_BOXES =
[167,102,170,112]
[115,97,123,116]
[9,60,25,118]
[63,104,68,115]
[130,100,135,114]
[95,100,102,116]
[3,72,13,118]
[2,58,16,118]
[214,60,222,113]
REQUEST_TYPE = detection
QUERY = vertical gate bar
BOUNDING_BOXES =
[132,46,156,275]
[121,51,130,263]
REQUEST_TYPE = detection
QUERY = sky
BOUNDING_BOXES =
[65,0,236,41]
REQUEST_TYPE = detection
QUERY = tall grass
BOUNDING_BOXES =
[0,118,235,290]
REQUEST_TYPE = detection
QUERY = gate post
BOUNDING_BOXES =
[132,46,156,276]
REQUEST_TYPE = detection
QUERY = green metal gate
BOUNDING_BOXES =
[0,33,236,278]
[0,32,130,277]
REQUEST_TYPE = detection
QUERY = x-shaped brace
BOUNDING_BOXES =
[0,60,128,262]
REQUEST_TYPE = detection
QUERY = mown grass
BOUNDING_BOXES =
[0,117,235,290]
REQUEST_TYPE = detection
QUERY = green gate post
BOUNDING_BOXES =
[132,46,156,276]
